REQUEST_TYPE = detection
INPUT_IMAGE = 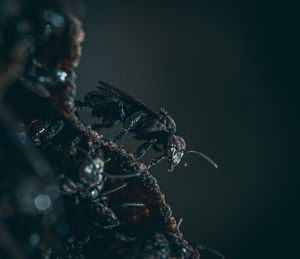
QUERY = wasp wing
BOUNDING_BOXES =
[97,80,160,120]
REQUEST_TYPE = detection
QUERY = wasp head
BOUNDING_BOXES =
[166,133,186,172]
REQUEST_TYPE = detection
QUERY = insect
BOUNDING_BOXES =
[76,80,218,172]
[27,119,64,146]
[0,1,221,256]
[61,145,146,234]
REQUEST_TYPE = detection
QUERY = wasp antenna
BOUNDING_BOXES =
[104,172,142,179]
[185,150,218,169]
[197,244,225,259]
[113,203,146,209]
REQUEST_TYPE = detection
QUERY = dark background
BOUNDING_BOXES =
[72,1,299,258]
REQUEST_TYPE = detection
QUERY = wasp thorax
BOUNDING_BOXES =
[79,155,104,187]
[165,115,176,132]
[160,108,177,132]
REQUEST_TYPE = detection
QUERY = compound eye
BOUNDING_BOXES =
[172,154,181,165]
[172,150,184,165]
[167,147,176,158]
[171,147,176,155]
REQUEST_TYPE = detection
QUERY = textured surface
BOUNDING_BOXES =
[0,0,222,258]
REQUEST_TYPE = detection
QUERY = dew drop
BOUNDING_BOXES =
[34,194,51,211]
[29,233,40,246]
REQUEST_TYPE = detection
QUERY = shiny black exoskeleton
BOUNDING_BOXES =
[61,147,146,233]
[76,81,218,172]
[76,80,176,138]
[27,119,64,146]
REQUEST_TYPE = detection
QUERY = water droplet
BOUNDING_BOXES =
[38,76,45,83]
[56,70,67,81]
[34,194,51,211]
[29,233,40,246]
[52,14,65,28]
[45,76,51,83]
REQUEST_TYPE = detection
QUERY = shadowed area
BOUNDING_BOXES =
[75,1,299,258]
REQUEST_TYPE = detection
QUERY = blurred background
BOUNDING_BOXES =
[72,1,299,258]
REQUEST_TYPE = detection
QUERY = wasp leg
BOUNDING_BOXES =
[100,183,128,196]
[113,203,146,209]
[44,120,64,140]
[148,155,166,169]
[114,111,144,142]
[94,229,135,242]
[114,232,136,242]
[62,177,79,193]
[104,172,142,179]
[134,138,157,160]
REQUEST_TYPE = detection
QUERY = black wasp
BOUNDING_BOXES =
[60,145,146,241]
[76,80,218,172]
[27,119,64,147]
